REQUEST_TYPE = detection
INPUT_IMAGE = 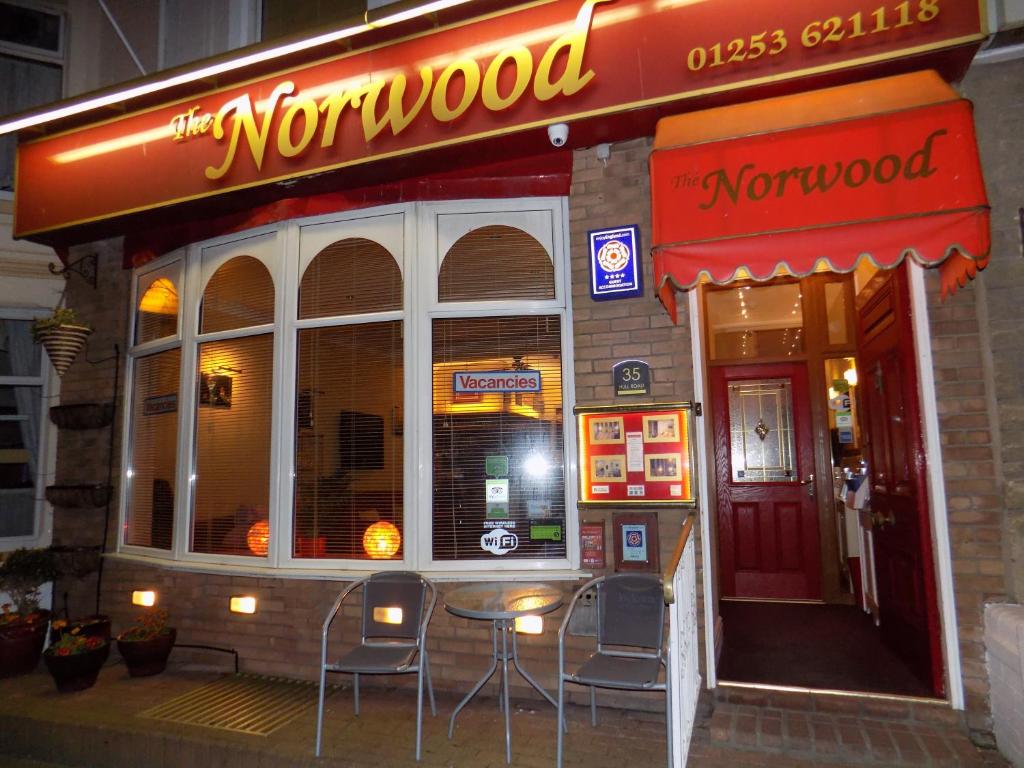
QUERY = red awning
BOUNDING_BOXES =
[650,71,990,323]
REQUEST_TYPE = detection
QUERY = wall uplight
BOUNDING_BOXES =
[230,596,258,614]
[131,590,156,607]
[515,615,543,635]
[363,520,401,559]
[372,606,404,625]
[843,365,858,388]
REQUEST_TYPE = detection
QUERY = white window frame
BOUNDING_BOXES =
[117,198,579,577]
[0,308,57,551]
[0,0,66,198]
[417,199,576,573]
[120,250,185,558]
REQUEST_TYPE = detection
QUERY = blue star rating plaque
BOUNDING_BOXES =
[588,225,643,301]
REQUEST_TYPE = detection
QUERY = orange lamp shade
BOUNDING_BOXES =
[363,521,401,559]
[246,520,270,556]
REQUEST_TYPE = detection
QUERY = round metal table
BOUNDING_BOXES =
[444,582,563,764]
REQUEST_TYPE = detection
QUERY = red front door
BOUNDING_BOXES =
[712,363,822,600]
[856,267,943,695]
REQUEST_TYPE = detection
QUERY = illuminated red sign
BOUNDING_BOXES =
[14,0,983,238]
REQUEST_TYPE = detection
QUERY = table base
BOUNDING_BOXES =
[447,618,559,764]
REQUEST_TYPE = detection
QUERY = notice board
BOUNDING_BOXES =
[575,402,696,508]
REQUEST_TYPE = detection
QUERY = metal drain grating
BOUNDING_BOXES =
[140,674,333,736]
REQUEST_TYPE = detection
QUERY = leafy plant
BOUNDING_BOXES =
[31,307,91,340]
[45,627,108,657]
[118,609,171,642]
[0,548,58,614]
[0,603,47,628]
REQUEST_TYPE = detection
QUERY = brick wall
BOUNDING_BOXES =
[47,112,1016,739]
[567,135,703,661]
[952,57,1024,742]
[924,269,1006,737]
[52,240,130,620]
[49,139,693,711]
[961,59,1024,606]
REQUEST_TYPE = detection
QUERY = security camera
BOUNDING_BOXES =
[547,123,569,147]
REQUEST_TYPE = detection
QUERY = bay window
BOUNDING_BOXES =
[121,199,575,572]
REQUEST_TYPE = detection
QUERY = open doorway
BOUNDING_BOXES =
[702,265,944,698]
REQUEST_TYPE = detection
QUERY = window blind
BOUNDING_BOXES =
[191,333,274,557]
[438,225,554,302]
[298,238,402,319]
[431,315,565,561]
[294,237,404,560]
[294,322,403,560]
[199,255,274,334]
[125,349,180,550]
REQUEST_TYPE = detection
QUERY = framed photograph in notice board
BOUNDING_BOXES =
[575,402,697,508]
[613,512,659,572]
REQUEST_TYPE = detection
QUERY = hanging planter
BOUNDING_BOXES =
[50,545,103,578]
[49,403,114,430]
[31,308,92,377]
[45,484,113,509]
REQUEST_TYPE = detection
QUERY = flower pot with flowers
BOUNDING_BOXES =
[50,614,112,646]
[43,629,110,692]
[116,609,176,677]
[0,547,58,678]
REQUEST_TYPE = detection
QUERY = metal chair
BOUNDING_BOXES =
[315,571,437,761]
[556,573,669,768]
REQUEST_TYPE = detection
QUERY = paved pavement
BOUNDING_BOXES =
[0,661,1010,767]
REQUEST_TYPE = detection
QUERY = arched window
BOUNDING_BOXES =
[431,218,566,563]
[438,225,554,302]
[125,259,183,550]
[294,234,404,560]
[136,277,179,344]
[191,251,276,558]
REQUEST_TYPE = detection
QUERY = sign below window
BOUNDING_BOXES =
[453,370,541,393]
[580,522,606,569]
[481,528,518,556]
[589,225,643,301]
[613,512,659,572]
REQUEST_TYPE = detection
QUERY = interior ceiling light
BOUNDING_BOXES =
[138,277,179,315]
[0,0,476,137]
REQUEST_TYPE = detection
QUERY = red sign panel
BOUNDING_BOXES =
[15,0,983,238]
[650,92,990,319]
[576,404,695,507]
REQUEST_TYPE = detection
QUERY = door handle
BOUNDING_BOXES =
[800,473,815,498]
[872,510,896,529]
